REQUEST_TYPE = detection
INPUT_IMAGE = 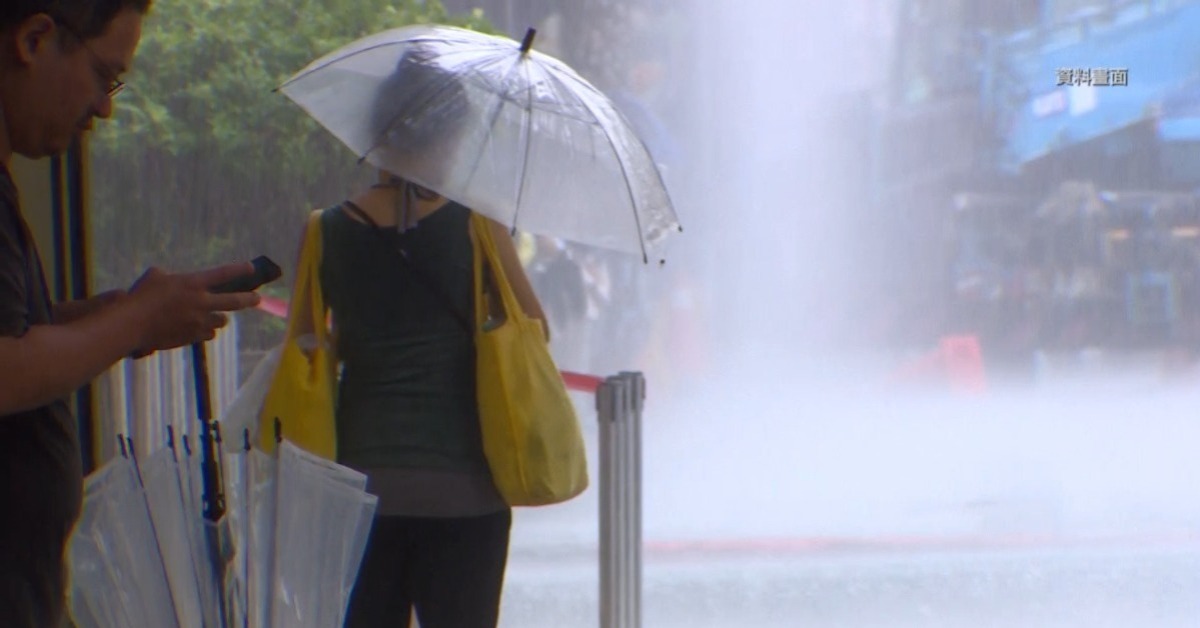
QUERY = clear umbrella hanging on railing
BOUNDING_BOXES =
[67,439,180,628]
[268,440,378,628]
[140,428,207,628]
[69,428,379,627]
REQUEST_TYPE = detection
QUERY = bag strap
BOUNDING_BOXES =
[469,212,527,330]
[285,210,328,345]
[340,200,473,334]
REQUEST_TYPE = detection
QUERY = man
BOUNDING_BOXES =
[0,2,261,625]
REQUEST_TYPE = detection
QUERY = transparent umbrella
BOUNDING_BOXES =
[139,433,206,628]
[244,442,280,628]
[279,24,680,262]
[67,448,180,628]
[223,429,253,627]
[268,440,378,628]
[69,418,376,626]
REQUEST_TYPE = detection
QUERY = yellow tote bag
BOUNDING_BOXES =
[470,213,589,506]
[258,210,337,460]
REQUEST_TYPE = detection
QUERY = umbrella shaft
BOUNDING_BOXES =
[191,343,213,422]
[191,343,226,521]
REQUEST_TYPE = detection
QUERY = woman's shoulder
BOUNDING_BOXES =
[442,200,472,220]
[318,203,355,226]
[313,204,357,243]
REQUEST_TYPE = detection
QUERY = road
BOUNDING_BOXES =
[498,365,1200,627]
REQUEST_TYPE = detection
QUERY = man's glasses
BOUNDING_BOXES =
[52,17,125,98]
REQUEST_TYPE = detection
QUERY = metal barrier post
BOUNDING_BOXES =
[598,371,644,628]
[597,377,618,628]
[622,372,644,628]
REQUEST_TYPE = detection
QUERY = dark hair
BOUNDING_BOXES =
[368,46,470,158]
[1,0,152,40]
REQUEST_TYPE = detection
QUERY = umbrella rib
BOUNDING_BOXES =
[359,54,478,162]
[126,444,184,624]
[456,54,600,124]
[366,69,465,163]
[458,53,529,220]
[509,58,537,234]
[546,69,651,263]
[454,62,600,125]
[278,38,494,90]
[556,66,680,244]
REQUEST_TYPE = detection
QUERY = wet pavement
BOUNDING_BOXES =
[498,368,1200,627]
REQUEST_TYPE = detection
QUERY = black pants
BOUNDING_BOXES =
[345,510,512,628]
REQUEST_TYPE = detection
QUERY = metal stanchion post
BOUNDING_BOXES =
[598,372,645,628]
[597,377,618,628]
[620,372,645,628]
[615,378,631,628]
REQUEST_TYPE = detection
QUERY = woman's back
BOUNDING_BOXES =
[319,201,488,473]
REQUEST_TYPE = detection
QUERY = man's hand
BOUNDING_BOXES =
[0,262,261,416]
[127,262,262,353]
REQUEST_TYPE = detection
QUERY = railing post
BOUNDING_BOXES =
[621,372,644,628]
[597,377,618,628]
[598,371,644,628]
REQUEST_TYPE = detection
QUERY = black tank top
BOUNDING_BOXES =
[319,202,489,472]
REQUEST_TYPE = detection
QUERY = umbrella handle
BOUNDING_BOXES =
[192,342,227,522]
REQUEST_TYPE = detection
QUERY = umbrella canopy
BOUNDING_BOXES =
[279,24,680,261]
[269,441,378,628]
[68,430,377,628]
[67,453,180,628]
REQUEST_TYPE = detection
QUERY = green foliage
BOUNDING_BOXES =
[88,0,491,348]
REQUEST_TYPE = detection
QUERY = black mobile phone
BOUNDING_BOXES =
[211,255,283,294]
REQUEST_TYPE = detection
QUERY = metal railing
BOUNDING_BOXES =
[93,317,240,463]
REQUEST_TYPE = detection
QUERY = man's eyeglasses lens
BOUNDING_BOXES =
[53,17,125,99]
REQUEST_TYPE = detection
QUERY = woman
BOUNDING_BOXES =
[297,49,549,628]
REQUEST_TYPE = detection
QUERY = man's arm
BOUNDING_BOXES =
[0,263,260,416]
[0,293,151,414]
[52,289,125,324]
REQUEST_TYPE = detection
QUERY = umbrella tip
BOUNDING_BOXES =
[520,27,537,54]
[274,417,283,444]
[243,428,252,452]
[118,434,128,458]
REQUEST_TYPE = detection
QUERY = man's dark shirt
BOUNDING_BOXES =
[0,163,83,627]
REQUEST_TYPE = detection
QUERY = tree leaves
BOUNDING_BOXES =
[89,0,492,347]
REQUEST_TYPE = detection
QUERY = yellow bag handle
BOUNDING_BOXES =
[470,212,528,330]
[285,210,328,348]
[258,209,331,452]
